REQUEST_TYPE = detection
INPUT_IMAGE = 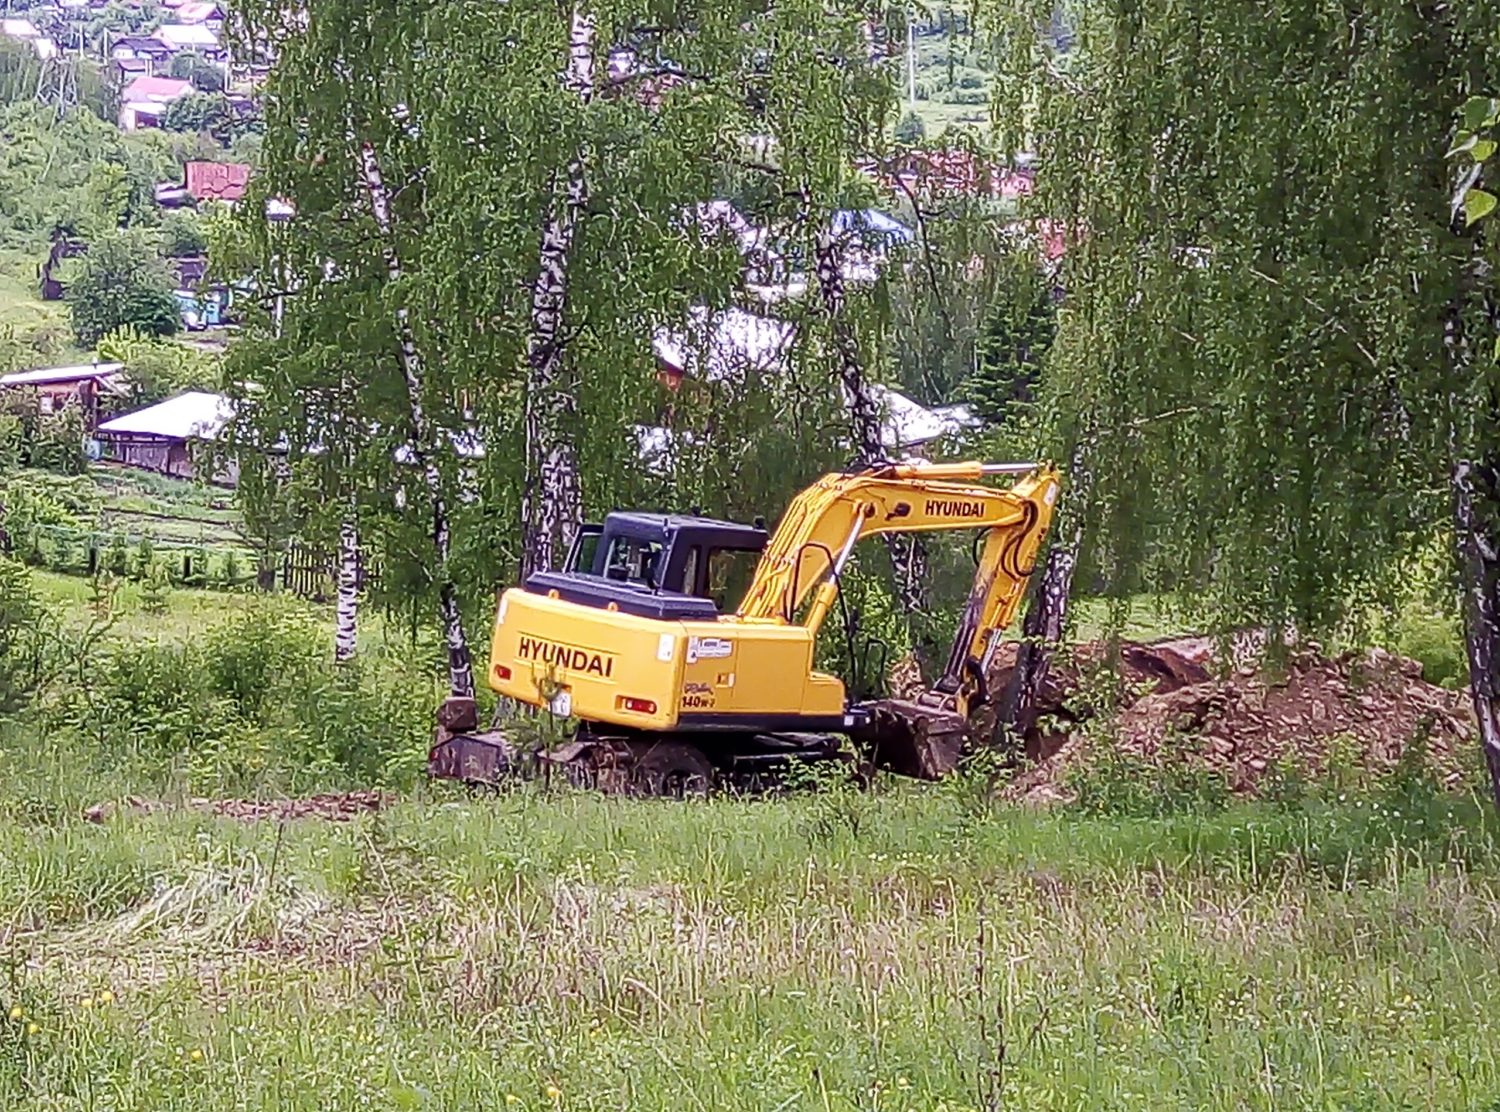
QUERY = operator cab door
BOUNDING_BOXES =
[565,524,603,573]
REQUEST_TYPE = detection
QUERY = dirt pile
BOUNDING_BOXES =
[84,790,391,825]
[994,639,1474,798]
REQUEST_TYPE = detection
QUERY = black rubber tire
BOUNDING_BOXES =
[628,741,715,798]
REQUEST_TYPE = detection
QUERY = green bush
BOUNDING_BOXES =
[66,230,180,346]
[0,556,44,712]
[130,536,155,580]
[1392,603,1468,689]
[1065,733,1233,818]
[105,533,129,577]
[53,603,436,794]
[29,409,88,476]
[139,561,171,615]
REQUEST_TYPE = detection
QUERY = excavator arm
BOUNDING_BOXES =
[736,460,1059,690]
[732,460,1061,778]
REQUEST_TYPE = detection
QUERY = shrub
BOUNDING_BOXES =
[139,561,171,615]
[1392,603,1467,689]
[159,210,207,258]
[130,536,154,580]
[67,230,180,346]
[29,408,88,475]
[56,602,436,794]
[98,326,218,405]
[105,534,129,577]
[0,556,43,712]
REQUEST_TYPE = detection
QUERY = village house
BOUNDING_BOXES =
[118,75,194,130]
[109,34,175,77]
[95,390,235,482]
[0,363,128,429]
[0,17,56,59]
[647,305,974,460]
[153,22,225,63]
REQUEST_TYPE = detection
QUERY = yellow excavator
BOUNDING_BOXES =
[428,459,1061,793]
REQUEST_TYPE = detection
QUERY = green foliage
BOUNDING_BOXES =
[98,326,217,404]
[131,535,154,580]
[104,532,128,577]
[227,0,898,632]
[162,92,235,144]
[964,259,1054,424]
[1064,736,1234,818]
[66,231,180,346]
[1449,94,1500,226]
[894,111,925,144]
[1392,603,1469,689]
[0,38,42,109]
[158,210,207,258]
[0,556,43,712]
[138,560,171,615]
[0,102,176,248]
[887,194,1026,407]
[167,52,225,94]
[26,408,87,476]
[995,0,1500,632]
[51,602,436,791]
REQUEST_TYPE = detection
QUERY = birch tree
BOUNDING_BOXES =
[994,0,1500,803]
[227,0,899,688]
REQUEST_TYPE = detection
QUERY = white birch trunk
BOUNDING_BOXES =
[334,496,359,665]
[357,141,474,700]
[1452,457,1500,810]
[520,6,594,579]
[1443,235,1500,809]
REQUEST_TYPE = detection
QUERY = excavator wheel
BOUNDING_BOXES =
[626,741,715,798]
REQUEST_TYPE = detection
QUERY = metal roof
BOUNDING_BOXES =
[0,363,125,388]
[97,391,234,441]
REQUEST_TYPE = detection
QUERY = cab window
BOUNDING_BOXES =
[707,547,760,610]
[602,535,665,588]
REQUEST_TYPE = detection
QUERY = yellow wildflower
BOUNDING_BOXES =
[189,1049,204,1062]
[98,990,115,1005]
[505,1097,521,1107]
[6,1005,21,1021]
[544,1083,562,1101]
[79,997,95,1010]
[25,1022,38,1036]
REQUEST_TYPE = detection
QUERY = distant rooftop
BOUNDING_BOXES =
[0,363,125,388]
[97,391,234,440]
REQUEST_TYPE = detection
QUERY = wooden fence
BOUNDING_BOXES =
[280,541,380,602]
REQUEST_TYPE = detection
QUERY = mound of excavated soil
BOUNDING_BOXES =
[992,640,1475,799]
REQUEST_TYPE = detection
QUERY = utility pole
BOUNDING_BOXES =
[906,8,916,111]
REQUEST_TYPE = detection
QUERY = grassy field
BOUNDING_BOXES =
[1,772,1497,1110]
[1,569,1498,1110]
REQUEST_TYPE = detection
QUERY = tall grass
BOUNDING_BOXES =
[0,778,1497,1110]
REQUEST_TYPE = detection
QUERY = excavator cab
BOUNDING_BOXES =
[523,512,769,621]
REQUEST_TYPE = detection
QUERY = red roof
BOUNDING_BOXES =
[185,161,251,202]
[121,76,194,103]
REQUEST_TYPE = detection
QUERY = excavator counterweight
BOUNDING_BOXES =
[429,459,1061,792]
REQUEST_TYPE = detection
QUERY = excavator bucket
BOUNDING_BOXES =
[856,698,969,780]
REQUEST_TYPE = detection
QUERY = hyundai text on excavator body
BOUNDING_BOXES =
[428,459,1061,793]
